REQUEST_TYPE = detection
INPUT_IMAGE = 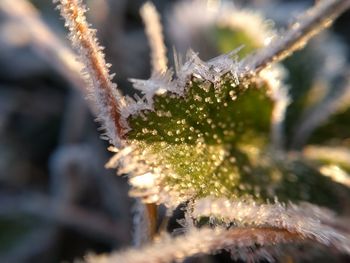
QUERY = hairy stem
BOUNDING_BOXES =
[55,0,125,146]
[243,0,350,74]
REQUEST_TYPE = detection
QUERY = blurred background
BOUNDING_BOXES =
[0,0,349,262]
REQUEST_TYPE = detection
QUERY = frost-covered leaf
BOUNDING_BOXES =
[84,226,330,263]
[107,43,292,207]
[86,216,350,263]
[109,52,349,210]
[190,198,350,255]
[126,72,274,205]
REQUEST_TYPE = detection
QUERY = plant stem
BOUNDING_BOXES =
[55,0,125,146]
[146,203,158,239]
[140,1,168,74]
[243,0,350,74]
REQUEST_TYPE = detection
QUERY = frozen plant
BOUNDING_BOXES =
[54,0,350,262]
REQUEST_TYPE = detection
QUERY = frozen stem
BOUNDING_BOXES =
[55,0,125,146]
[140,1,168,74]
[243,0,350,74]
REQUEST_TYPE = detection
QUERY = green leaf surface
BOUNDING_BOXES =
[127,75,272,200]
[125,74,348,209]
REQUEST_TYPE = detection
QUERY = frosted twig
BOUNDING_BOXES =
[242,0,350,74]
[140,2,168,74]
[55,0,126,146]
[85,226,317,263]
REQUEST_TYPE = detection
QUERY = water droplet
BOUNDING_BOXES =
[194,95,202,102]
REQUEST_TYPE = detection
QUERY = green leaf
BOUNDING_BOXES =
[126,74,274,204]
[122,68,348,210]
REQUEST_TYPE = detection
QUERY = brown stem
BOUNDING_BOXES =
[56,0,125,145]
[146,203,158,239]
